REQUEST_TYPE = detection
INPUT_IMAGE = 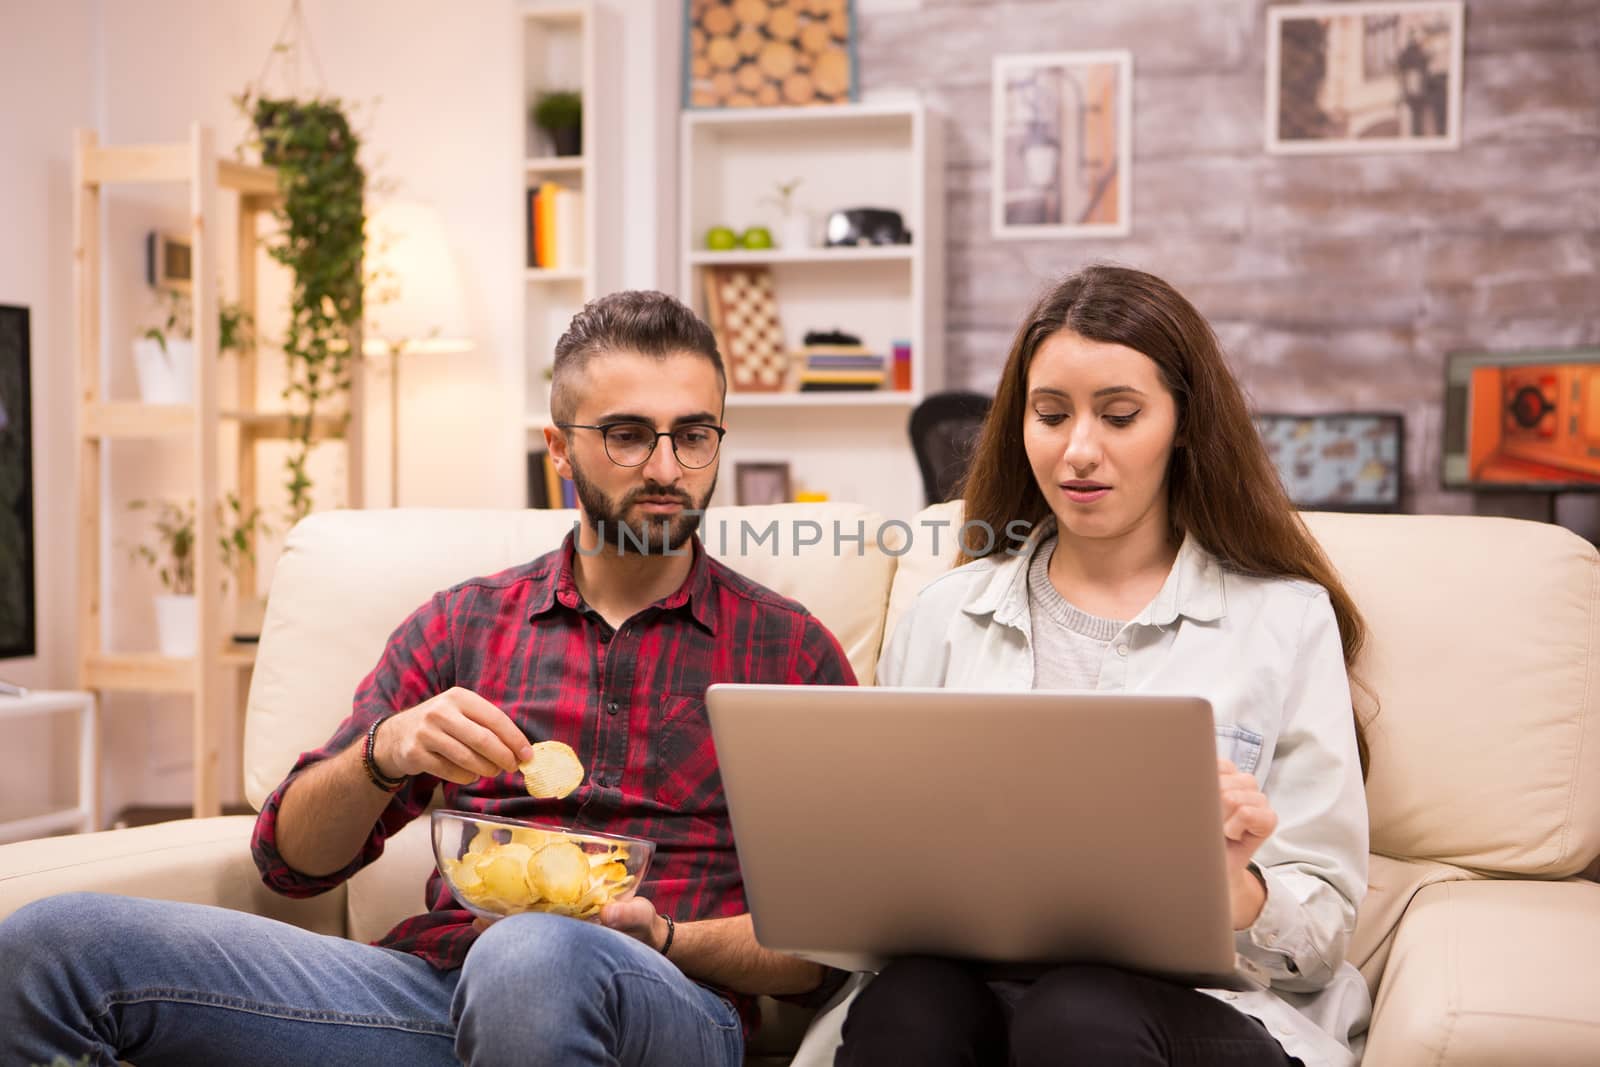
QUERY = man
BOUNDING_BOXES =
[0,290,854,1066]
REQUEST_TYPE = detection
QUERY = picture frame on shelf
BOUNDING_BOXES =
[735,461,792,506]
[1266,1,1464,155]
[992,50,1132,239]
[682,0,859,110]
[145,229,193,293]
[1254,411,1404,513]
[0,304,36,659]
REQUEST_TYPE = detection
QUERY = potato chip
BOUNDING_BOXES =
[520,740,585,799]
[511,827,557,850]
[439,815,646,921]
[528,841,590,904]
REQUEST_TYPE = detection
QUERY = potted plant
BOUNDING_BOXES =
[128,494,270,657]
[240,91,367,521]
[764,177,810,250]
[131,291,254,405]
[131,290,195,404]
[532,90,583,157]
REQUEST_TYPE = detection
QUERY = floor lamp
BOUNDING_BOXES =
[362,200,472,507]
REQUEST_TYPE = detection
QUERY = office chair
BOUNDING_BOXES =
[909,391,993,506]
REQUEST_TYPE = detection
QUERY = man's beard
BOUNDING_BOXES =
[570,457,715,554]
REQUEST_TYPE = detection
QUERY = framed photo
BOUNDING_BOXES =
[992,50,1132,239]
[145,229,192,292]
[0,304,36,659]
[734,461,792,506]
[682,0,859,110]
[1266,1,1464,154]
[1255,412,1404,513]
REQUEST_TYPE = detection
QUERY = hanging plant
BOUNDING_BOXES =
[237,90,366,521]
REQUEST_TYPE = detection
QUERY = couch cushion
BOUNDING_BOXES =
[1351,853,1478,994]
[1363,879,1600,1066]
[889,506,1600,878]
[1303,513,1600,878]
[347,816,436,944]
[245,503,896,808]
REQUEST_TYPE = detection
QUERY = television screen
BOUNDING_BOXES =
[1442,348,1600,490]
[0,303,36,659]
[1255,412,1404,512]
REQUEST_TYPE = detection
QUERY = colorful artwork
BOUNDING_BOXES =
[1256,412,1404,512]
[1442,349,1600,489]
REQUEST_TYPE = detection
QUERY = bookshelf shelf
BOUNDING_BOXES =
[679,100,944,518]
[525,268,586,282]
[519,0,598,475]
[524,155,587,175]
[687,247,914,266]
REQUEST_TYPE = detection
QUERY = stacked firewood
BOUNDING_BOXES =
[686,0,854,108]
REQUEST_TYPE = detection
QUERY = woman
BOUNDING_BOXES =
[827,266,1371,1066]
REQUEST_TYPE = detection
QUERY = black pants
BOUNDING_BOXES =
[835,958,1302,1067]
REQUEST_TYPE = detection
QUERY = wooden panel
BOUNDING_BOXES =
[82,143,189,185]
[83,654,194,693]
[73,130,102,687]
[191,122,224,820]
[223,411,350,441]
[82,402,195,438]
[217,159,279,197]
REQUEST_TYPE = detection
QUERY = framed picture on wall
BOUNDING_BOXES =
[735,461,792,506]
[1266,1,1464,154]
[0,304,36,659]
[1255,412,1405,512]
[992,50,1132,239]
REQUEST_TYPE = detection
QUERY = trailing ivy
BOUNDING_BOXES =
[241,93,365,520]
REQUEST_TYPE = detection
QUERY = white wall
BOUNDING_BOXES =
[1,0,686,821]
[0,1,100,823]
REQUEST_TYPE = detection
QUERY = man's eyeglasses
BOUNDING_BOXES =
[557,421,727,469]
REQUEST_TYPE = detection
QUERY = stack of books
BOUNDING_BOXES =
[526,182,584,270]
[526,450,577,509]
[796,344,885,392]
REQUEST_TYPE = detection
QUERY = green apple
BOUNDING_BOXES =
[705,226,737,251]
[740,226,773,250]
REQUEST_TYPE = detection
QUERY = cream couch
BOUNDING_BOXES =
[3,502,1599,1065]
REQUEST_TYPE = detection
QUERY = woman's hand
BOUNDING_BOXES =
[1218,758,1276,929]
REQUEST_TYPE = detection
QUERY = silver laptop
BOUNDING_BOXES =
[705,684,1245,986]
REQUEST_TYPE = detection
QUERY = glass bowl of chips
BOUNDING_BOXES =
[431,810,655,923]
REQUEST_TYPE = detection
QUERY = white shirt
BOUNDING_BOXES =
[790,520,1371,1067]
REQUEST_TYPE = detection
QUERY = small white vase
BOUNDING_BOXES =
[132,337,195,404]
[780,214,811,251]
[155,593,198,658]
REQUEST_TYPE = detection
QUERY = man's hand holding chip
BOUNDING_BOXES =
[375,687,534,785]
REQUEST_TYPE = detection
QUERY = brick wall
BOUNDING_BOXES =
[857,0,1600,520]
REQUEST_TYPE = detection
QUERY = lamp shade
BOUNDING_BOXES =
[363,199,472,356]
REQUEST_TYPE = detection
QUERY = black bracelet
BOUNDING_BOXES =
[363,715,408,793]
[659,912,676,958]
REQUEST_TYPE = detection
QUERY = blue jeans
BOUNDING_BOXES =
[0,892,744,1066]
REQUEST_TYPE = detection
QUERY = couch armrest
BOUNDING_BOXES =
[1364,879,1600,1066]
[0,816,347,937]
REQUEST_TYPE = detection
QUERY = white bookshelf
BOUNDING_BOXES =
[520,0,600,435]
[679,99,944,521]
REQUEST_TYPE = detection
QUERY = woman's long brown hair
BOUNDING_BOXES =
[957,265,1371,773]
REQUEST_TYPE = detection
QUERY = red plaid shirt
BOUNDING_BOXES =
[251,532,855,1036]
